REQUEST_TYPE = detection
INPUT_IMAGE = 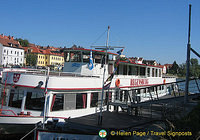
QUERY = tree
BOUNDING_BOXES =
[26,54,37,66]
[190,58,200,78]
[169,61,179,75]
[16,38,29,47]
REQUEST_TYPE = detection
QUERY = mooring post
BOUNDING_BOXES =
[184,4,192,104]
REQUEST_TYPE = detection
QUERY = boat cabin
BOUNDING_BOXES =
[62,48,163,78]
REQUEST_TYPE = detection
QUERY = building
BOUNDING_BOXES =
[0,34,24,67]
[24,44,64,68]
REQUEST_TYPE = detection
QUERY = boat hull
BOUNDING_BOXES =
[0,116,43,135]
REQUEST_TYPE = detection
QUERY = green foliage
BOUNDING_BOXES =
[26,54,37,66]
[16,38,29,47]
[174,101,200,139]
[169,61,179,75]
[169,58,200,78]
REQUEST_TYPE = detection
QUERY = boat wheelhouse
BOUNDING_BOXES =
[0,47,176,134]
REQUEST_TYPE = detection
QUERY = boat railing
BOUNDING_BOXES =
[4,69,100,78]
[0,109,17,116]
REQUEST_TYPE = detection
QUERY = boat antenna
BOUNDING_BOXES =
[184,4,192,104]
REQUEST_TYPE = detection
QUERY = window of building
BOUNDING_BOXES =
[11,51,12,54]
[21,52,23,55]
[15,51,16,54]
[4,50,6,53]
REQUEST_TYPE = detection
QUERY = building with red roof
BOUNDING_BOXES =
[24,44,64,67]
[0,34,24,67]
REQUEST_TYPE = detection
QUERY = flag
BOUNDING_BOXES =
[103,81,111,90]
[116,49,124,55]
[88,49,94,70]
[103,72,114,89]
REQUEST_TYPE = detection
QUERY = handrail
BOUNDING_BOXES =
[0,109,17,116]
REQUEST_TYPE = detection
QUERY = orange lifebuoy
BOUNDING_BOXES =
[163,79,166,84]
[115,79,120,87]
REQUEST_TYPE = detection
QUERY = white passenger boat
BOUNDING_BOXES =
[0,46,176,134]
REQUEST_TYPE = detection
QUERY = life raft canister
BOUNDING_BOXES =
[115,79,120,87]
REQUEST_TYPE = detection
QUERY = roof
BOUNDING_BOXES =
[61,47,118,55]
[119,60,163,68]
[0,34,23,49]
[24,46,64,56]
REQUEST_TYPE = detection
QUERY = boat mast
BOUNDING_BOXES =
[98,26,110,125]
[184,4,192,104]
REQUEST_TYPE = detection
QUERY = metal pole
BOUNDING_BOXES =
[43,67,50,129]
[184,4,192,104]
[98,26,110,125]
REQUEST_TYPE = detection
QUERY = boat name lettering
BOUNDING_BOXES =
[72,63,81,67]
[130,79,148,86]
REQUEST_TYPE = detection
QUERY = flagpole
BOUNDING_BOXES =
[98,26,110,125]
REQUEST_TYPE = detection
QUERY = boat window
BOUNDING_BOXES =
[152,68,155,77]
[76,93,87,109]
[8,89,23,108]
[51,94,64,111]
[51,93,88,111]
[70,51,81,62]
[159,69,161,77]
[91,92,99,107]
[147,68,150,77]
[108,64,113,74]
[94,54,101,63]
[156,69,158,77]
[123,65,127,75]
[139,67,146,76]
[108,54,113,61]
[104,92,112,105]
[25,92,45,111]
[82,52,90,63]
[128,66,133,75]
[64,93,76,110]
[132,66,138,75]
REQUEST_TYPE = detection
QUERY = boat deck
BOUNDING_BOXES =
[65,111,157,130]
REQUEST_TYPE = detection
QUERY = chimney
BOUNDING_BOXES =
[11,36,14,40]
